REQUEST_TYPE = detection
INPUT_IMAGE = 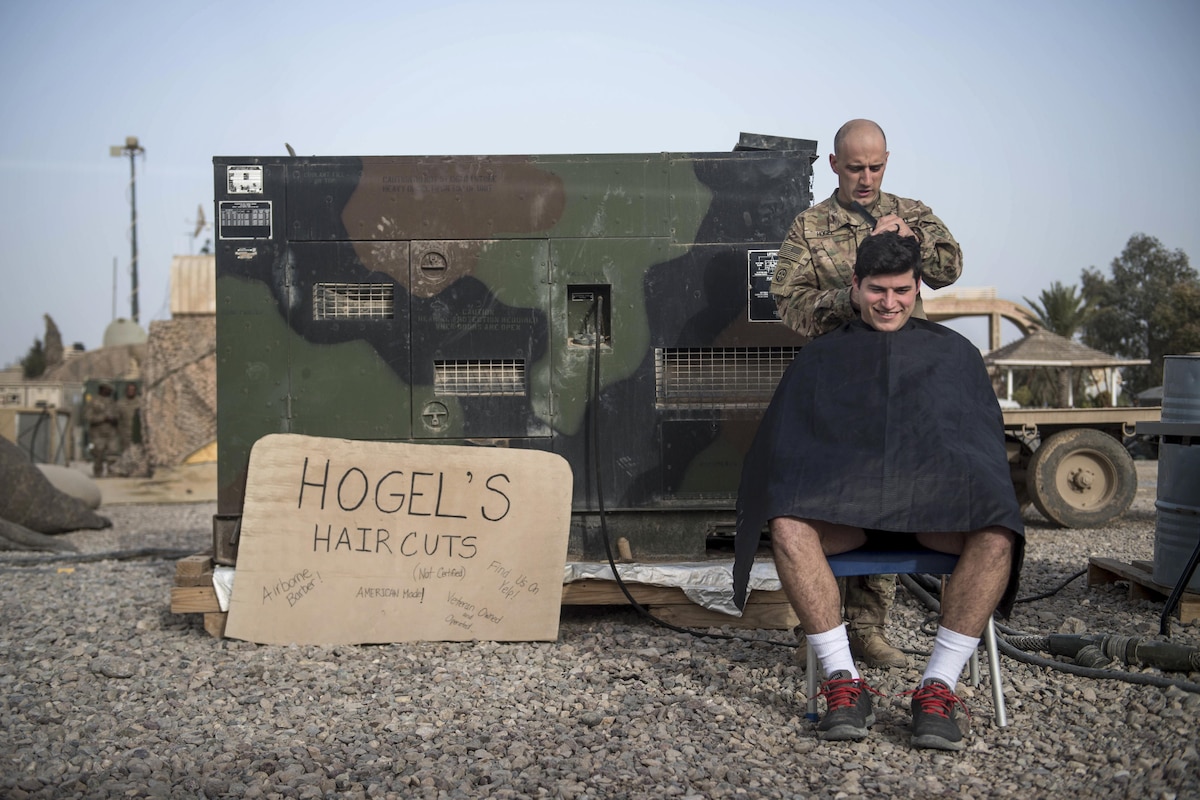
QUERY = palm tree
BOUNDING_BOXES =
[1024,281,1090,337]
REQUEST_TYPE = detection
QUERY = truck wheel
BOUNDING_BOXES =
[1026,428,1137,528]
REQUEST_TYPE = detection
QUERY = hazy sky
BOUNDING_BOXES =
[2,0,1197,369]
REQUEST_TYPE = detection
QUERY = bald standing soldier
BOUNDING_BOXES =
[768,119,964,668]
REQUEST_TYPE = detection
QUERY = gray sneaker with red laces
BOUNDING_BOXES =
[907,678,970,751]
[816,670,880,741]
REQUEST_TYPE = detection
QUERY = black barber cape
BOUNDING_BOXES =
[732,317,1024,613]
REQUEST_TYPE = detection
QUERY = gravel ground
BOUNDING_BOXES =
[2,461,1199,799]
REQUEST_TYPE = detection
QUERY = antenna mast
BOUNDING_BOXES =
[110,136,145,323]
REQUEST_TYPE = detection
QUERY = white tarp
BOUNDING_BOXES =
[562,560,782,617]
[213,566,235,612]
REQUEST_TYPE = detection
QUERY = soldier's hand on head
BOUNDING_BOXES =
[871,214,915,239]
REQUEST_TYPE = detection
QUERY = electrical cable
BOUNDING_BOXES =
[0,547,196,565]
[1014,569,1086,604]
[585,297,797,650]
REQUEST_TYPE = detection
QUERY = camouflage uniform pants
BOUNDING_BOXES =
[842,573,895,631]
[91,428,117,477]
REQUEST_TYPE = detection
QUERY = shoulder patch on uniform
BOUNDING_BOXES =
[894,195,931,216]
[771,266,789,284]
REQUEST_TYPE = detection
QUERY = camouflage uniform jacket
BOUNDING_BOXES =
[769,191,962,341]
[85,395,118,433]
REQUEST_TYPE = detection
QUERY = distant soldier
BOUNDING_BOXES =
[86,383,119,477]
[117,382,142,453]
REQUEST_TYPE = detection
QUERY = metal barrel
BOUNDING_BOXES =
[1152,354,1200,591]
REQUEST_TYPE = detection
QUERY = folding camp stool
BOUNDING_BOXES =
[804,548,1007,727]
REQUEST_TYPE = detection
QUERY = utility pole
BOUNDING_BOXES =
[110,136,145,323]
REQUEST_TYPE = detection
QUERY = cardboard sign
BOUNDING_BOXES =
[224,434,573,645]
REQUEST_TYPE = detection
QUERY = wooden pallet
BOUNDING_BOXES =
[169,552,227,638]
[170,553,797,638]
[1087,557,1200,623]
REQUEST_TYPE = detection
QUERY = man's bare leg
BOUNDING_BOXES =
[772,516,877,740]
[772,517,865,678]
[916,526,1015,638]
[909,526,1016,751]
[914,526,1015,685]
[771,516,865,637]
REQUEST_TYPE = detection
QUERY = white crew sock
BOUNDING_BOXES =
[808,624,858,679]
[922,626,980,689]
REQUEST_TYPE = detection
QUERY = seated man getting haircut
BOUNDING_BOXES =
[732,231,1024,751]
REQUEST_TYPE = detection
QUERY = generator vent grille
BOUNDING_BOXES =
[435,359,526,396]
[655,347,799,409]
[313,283,394,320]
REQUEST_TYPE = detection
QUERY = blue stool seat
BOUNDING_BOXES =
[803,548,1007,727]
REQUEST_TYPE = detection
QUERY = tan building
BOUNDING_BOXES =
[0,368,80,464]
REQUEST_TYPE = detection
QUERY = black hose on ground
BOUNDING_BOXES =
[897,573,1200,693]
[0,547,197,565]
[993,624,1200,692]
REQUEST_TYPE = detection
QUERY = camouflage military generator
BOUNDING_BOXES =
[212,133,816,566]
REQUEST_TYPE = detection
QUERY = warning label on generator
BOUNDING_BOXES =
[748,249,782,322]
[219,200,272,240]
[227,165,263,194]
